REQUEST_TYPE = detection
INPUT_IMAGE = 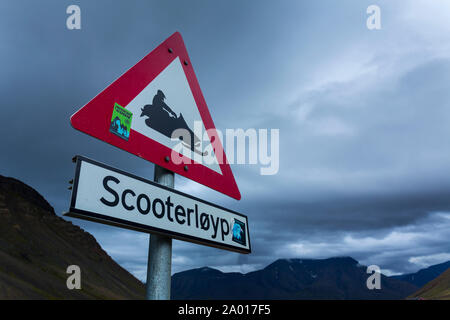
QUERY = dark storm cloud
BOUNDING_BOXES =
[1,0,449,279]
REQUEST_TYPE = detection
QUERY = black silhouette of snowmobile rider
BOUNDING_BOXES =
[140,90,207,156]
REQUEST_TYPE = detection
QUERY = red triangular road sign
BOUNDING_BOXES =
[71,32,241,200]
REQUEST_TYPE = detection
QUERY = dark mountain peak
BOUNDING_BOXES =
[324,256,359,265]
[263,259,296,272]
[0,174,54,214]
[198,266,222,274]
[176,266,224,277]
[265,258,290,268]
[266,256,358,270]
[172,255,418,299]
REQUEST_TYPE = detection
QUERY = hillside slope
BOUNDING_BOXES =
[409,268,450,300]
[0,175,145,299]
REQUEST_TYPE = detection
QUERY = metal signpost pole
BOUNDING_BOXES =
[146,165,174,300]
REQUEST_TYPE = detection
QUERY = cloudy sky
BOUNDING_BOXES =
[1,0,450,281]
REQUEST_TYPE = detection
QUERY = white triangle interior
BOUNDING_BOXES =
[125,57,222,175]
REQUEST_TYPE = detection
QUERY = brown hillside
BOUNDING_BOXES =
[0,175,145,299]
[409,268,450,300]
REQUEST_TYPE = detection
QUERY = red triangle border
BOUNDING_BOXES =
[70,32,241,200]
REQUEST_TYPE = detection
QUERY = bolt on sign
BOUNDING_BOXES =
[65,156,250,254]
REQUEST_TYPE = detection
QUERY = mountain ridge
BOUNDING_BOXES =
[391,260,450,287]
[171,256,418,300]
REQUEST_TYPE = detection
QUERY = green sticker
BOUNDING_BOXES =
[110,103,133,141]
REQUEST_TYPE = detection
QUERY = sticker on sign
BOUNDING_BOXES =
[64,156,251,254]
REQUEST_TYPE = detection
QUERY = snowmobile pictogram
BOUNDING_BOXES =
[140,90,208,156]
